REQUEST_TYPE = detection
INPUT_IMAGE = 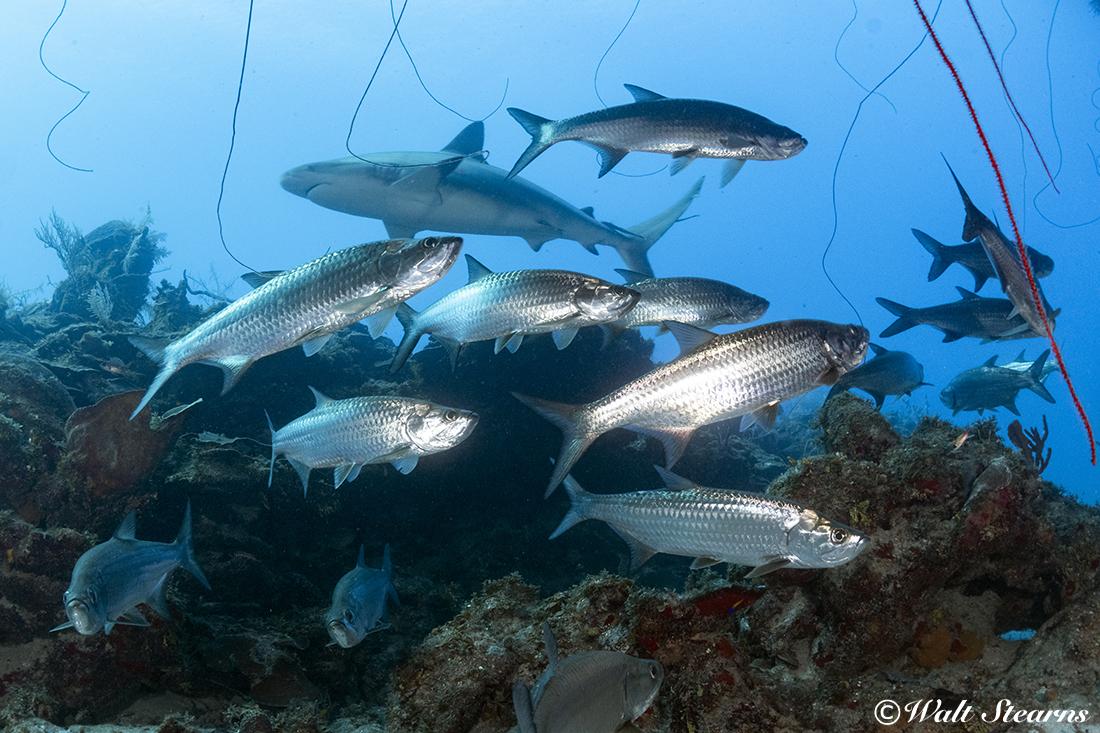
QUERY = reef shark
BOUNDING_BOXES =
[280,122,702,277]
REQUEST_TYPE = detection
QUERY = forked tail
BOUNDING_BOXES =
[511,392,597,497]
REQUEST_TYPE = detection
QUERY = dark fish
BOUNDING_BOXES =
[940,350,1055,416]
[515,320,867,495]
[129,237,462,418]
[507,84,806,185]
[281,122,701,276]
[512,622,662,733]
[912,228,1053,292]
[825,344,929,409]
[876,287,1046,343]
[390,255,640,371]
[325,545,399,649]
[51,503,209,636]
[944,161,1058,337]
[552,468,868,576]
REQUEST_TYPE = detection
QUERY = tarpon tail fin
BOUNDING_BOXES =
[912,229,952,282]
[511,392,596,497]
[875,297,917,337]
[264,410,277,488]
[391,304,423,373]
[942,157,984,241]
[615,176,704,276]
[129,336,175,420]
[512,680,537,733]
[1027,350,1056,403]
[175,500,211,591]
[549,473,594,539]
[506,108,556,179]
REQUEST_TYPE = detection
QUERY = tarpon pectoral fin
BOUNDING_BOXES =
[513,680,537,733]
[346,464,362,484]
[148,576,172,618]
[631,426,694,468]
[337,296,384,318]
[495,333,523,354]
[49,620,74,633]
[743,402,782,430]
[664,321,717,356]
[300,334,334,357]
[996,322,1034,339]
[623,83,667,102]
[390,455,419,475]
[721,159,746,187]
[334,463,357,489]
[364,306,397,339]
[114,608,151,627]
[552,328,579,350]
[383,221,417,239]
[669,150,698,176]
[746,556,792,579]
[1004,398,1020,416]
[240,270,283,289]
[690,557,722,570]
[610,527,658,570]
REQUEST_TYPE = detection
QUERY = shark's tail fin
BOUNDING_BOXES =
[1027,350,1056,403]
[875,297,917,338]
[511,392,597,497]
[506,108,556,179]
[175,500,211,591]
[391,304,423,373]
[613,177,704,276]
[129,336,176,420]
[912,229,952,282]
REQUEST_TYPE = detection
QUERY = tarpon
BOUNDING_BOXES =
[944,161,1057,337]
[512,622,663,733]
[325,544,399,649]
[876,287,1046,343]
[507,83,806,184]
[940,350,1055,416]
[911,228,1053,292]
[391,255,640,371]
[266,387,478,494]
[129,236,462,418]
[281,122,701,276]
[825,343,929,410]
[552,468,868,576]
[51,502,210,635]
[515,320,868,495]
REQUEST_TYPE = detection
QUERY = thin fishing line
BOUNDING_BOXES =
[215,0,258,273]
[345,0,411,164]
[821,0,942,326]
[912,0,1095,465]
[1033,0,1100,229]
[998,0,1027,229]
[39,0,92,173]
[388,0,509,122]
[832,0,897,114]
[963,0,1059,192]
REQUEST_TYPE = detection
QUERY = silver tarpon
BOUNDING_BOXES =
[391,255,640,371]
[129,237,462,418]
[266,387,478,494]
[512,623,663,733]
[553,468,868,576]
[507,83,807,184]
[325,544,399,649]
[280,122,701,276]
[515,320,868,495]
[52,502,210,636]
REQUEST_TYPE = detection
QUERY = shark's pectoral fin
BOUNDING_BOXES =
[383,221,418,239]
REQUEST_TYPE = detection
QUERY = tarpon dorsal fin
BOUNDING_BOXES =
[653,465,696,491]
[114,511,138,540]
[356,544,366,568]
[624,83,666,102]
[955,286,980,301]
[982,355,999,368]
[308,386,334,407]
[1014,350,1027,362]
[580,206,595,218]
[465,254,493,283]
[442,121,484,156]
[241,270,282,289]
[664,321,717,356]
[614,268,650,285]
[869,343,888,357]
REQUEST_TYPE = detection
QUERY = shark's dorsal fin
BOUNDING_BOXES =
[869,343,888,357]
[442,122,485,156]
[624,83,666,102]
[580,206,595,217]
[114,511,138,540]
[614,268,650,285]
[466,254,493,284]
[308,386,334,408]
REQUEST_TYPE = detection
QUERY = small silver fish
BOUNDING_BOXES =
[391,255,639,371]
[512,622,663,733]
[507,84,806,185]
[515,319,868,495]
[52,502,210,635]
[940,350,1055,416]
[266,387,478,494]
[129,236,462,418]
[325,544,399,649]
[601,269,768,341]
[552,468,868,576]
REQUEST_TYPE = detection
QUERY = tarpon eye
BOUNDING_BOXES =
[343,609,354,623]
[830,528,849,544]
[443,410,458,422]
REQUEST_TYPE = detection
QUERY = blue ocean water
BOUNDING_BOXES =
[3,0,1096,495]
